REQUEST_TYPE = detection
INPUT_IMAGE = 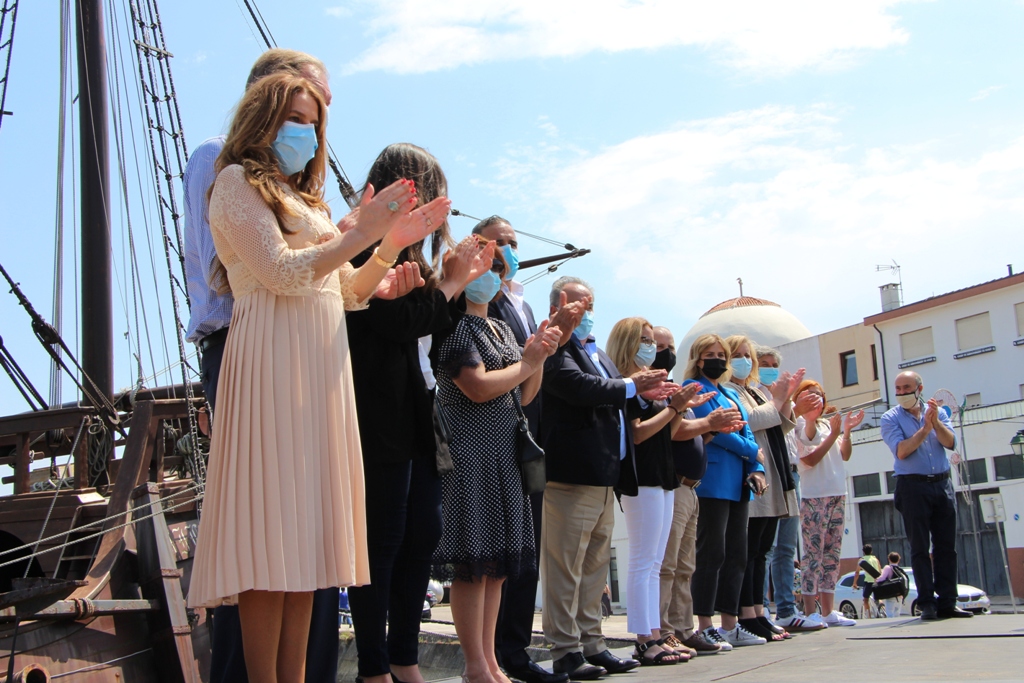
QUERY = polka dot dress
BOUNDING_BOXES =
[431,315,536,583]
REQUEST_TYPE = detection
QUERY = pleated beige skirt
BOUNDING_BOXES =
[187,287,369,608]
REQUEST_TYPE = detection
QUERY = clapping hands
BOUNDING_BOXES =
[373,262,425,300]
[549,290,590,346]
[522,319,562,369]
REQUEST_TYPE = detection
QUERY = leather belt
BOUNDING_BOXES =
[199,327,229,352]
[899,471,950,483]
[680,477,701,489]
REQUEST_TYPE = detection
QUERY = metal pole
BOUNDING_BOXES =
[994,520,1018,614]
[958,418,986,592]
[76,0,112,481]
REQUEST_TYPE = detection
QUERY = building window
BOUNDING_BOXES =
[900,327,934,360]
[885,470,897,494]
[994,454,1024,481]
[840,350,858,387]
[852,473,882,497]
[964,392,982,408]
[964,459,988,484]
[870,344,879,381]
[1016,302,1024,338]
[955,312,993,351]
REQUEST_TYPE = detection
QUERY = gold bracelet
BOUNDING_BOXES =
[372,247,397,268]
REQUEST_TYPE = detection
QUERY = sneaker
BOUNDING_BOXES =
[717,625,766,647]
[680,632,721,655]
[699,626,733,652]
[824,610,857,627]
[774,614,827,632]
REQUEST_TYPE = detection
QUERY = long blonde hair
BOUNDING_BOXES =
[684,333,731,382]
[724,334,760,386]
[211,73,329,292]
[607,317,652,375]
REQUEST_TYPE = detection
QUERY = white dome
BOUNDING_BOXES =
[675,297,812,381]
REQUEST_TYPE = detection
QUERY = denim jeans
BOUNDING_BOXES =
[765,470,800,618]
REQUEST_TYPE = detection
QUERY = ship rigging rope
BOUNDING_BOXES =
[51,0,72,410]
[0,335,47,410]
[0,0,19,132]
[0,482,204,569]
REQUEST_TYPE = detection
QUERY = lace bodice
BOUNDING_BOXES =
[209,164,365,309]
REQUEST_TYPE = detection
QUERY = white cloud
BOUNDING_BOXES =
[970,85,1005,101]
[325,6,352,18]
[490,106,1024,334]
[342,0,916,75]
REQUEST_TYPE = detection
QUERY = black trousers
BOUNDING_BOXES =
[348,457,444,677]
[894,477,958,611]
[494,490,544,669]
[740,516,778,608]
[201,331,340,683]
[692,497,749,617]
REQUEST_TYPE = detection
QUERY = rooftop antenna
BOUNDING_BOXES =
[875,260,903,310]
[737,277,744,297]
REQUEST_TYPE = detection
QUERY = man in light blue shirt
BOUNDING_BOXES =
[880,371,971,621]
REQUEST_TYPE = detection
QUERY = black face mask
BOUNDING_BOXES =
[701,357,728,380]
[652,348,676,372]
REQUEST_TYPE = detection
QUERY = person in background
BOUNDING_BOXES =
[541,277,666,680]
[880,371,970,620]
[432,246,563,683]
[346,144,495,683]
[608,318,711,666]
[182,48,402,683]
[187,71,451,683]
[875,552,907,618]
[757,348,825,634]
[472,216,582,683]
[655,328,744,656]
[684,334,767,650]
[723,336,803,643]
[793,380,865,628]
[852,544,882,618]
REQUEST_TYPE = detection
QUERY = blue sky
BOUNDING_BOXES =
[1,0,1023,422]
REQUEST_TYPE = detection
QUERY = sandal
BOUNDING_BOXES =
[658,634,692,660]
[634,639,680,665]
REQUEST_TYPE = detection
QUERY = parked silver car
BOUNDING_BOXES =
[835,569,990,618]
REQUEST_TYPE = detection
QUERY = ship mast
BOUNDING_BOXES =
[76,0,112,410]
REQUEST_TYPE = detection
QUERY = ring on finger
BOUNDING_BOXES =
[426,217,433,227]
[387,201,400,212]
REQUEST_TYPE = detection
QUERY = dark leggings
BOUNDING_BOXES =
[692,497,749,617]
[348,457,444,677]
[740,516,779,608]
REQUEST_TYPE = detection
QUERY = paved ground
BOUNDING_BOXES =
[416,609,1024,682]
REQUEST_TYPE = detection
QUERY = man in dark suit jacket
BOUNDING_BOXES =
[540,277,667,680]
[475,216,576,683]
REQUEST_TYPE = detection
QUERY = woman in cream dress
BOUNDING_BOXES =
[187,72,451,682]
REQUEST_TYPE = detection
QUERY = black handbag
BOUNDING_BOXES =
[513,395,546,495]
[871,566,910,600]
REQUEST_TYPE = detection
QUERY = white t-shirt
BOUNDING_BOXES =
[795,416,848,498]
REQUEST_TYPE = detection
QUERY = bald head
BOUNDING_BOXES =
[652,326,675,353]
[895,371,922,393]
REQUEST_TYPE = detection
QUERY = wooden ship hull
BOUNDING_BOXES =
[0,399,210,681]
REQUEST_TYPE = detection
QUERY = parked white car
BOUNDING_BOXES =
[834,569,991,619]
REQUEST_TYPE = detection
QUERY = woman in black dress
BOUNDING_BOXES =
[433,245,562,683]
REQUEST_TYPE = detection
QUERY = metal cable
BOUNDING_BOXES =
[0,0,20,131]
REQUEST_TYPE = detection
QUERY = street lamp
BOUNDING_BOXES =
[1012,430,1024,458]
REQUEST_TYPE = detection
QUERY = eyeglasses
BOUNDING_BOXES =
[640,336,654,345]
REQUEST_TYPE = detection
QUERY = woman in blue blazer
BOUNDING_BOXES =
[682,334,767,650]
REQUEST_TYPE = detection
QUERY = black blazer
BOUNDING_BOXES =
[540,336,634,487]
[346,251,461,467]
[488,292,540,435]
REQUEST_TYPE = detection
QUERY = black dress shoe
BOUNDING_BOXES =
[937,606,975,619]
[505,660,570,683]
[552,653,606,681]
[584,650,640,674]
[919,604,938,620]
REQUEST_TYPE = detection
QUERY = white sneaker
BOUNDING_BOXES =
[824,610,857,627]
[803,612,829,628]
[774,613,827,632]
[699,626,733,651]
[718,625,767,647]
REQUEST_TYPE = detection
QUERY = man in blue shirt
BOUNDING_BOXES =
[880,371,972,620]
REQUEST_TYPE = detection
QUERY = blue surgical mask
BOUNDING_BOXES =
[464,270,502,304]
[759,367,780,385]
[500,245,520,281]
[635,342,656,368]
[731,357,753,381]
[573,310,595,341]
[272,121,318,176]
